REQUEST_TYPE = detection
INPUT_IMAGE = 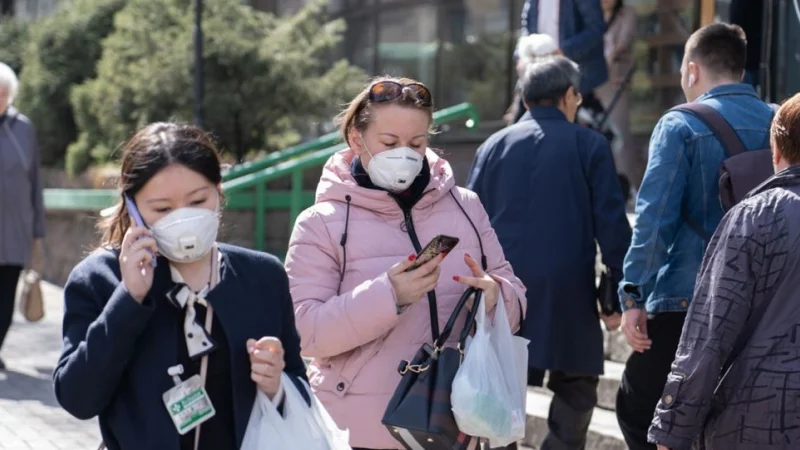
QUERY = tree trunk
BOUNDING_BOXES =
[234,112,245,163]
[1,0,14,16]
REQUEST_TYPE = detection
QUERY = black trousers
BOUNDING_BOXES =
[0,265,22,353]
[529,369,599,450]
[616,312,688,450]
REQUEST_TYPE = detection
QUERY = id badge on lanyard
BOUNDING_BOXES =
[162,247,220,450]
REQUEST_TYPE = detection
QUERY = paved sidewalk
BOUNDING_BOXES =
[0,282,101,450]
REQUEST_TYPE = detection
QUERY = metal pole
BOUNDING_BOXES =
[193,0,205,128]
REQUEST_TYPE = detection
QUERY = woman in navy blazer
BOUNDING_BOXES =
[53,123,308,450]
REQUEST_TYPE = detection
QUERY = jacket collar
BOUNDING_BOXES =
[748,164,800,199]
[0,106,17,126]
[696,83,759,103]
[520,106,568,123]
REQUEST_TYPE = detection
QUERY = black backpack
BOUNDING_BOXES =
[669,102,778,240]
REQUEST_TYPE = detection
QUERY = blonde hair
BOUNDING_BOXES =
[336,76,435,146]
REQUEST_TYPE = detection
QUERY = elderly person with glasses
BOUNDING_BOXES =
[0,62,45,371]
[468,55,631,450]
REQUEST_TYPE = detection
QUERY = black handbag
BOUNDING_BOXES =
[382,287,483,450]
[597,268,621,316]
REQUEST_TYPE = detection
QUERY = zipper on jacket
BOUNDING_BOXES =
[402,208,440,341]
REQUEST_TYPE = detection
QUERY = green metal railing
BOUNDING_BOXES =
[44,102,480,253]
[221,134,338,181]
[220,102,479,181]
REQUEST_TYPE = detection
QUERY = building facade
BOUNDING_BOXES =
[265,0,704,137]
[247,0,707,183]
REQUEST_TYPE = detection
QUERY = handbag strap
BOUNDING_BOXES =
[457,290,482,350]
[432,287,482,351]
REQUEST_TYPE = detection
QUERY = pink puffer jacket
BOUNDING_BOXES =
[285,148,527,449]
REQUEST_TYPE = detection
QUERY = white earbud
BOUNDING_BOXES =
[688,73,696,88]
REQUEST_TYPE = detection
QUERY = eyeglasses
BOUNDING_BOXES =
[368,81,433,107]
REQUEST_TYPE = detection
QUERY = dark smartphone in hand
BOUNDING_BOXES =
[405,235,459,272]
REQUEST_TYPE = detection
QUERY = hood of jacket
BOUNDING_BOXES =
[315,147,456,217]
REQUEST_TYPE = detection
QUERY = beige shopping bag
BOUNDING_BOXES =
[17,270,44,322]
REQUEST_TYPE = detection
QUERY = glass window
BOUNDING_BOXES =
[629,0,700,135]
[344,15,376,72]
[376,4,439,86]
[439,0,513,123]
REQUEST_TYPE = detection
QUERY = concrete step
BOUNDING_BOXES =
[523,389,626,450]
[604,327,632,364]
[531,360,623,411]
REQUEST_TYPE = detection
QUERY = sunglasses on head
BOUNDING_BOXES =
[368,81,433,107]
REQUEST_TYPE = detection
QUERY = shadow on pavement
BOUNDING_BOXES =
[0,368,59,407]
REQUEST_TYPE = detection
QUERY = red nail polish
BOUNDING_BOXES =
[408,254,416,261]
[465,253,471,259]
[453,275,460,281]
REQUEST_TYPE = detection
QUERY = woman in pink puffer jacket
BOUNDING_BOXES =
[284,77,527,450]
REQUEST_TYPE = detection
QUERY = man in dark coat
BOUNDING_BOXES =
[520,0,608,96]
[649,93,800,450]
[466,56,632,450]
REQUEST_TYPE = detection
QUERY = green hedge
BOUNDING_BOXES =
[0,17,29,75]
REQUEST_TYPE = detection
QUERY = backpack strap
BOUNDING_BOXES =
[669,103,747,241]
[671,102,747,157]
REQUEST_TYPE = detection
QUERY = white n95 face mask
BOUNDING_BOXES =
[362,139,424,193]
[150,205,220,263]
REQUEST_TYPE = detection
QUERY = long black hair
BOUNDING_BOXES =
[99,122,223,248]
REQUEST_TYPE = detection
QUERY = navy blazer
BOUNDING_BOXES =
[521,0,609,94]
[53,244,309,450]
[466,107,631,374]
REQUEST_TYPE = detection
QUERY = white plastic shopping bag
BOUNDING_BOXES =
[487,296,529,448]
[451,295,515,442]
[240,373,352,450]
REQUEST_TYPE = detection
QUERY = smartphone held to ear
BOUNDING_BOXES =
[405,235,459,272]
[125,196,157,269]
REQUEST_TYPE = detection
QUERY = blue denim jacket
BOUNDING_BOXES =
[618,84,774,314]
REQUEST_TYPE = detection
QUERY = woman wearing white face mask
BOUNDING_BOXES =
[285,77,527,450]
[54,123,309,450]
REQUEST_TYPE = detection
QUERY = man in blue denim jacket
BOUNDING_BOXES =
[614,23,775,450]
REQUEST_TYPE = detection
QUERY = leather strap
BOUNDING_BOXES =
[672,102,747,157]
[458,291,483,348]
[672,103,746,241]
[433,287,482,349]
